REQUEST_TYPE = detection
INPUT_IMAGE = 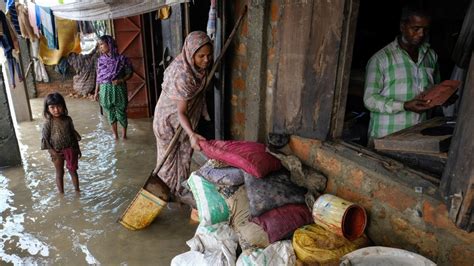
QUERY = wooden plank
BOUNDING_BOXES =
[374,117,452,153]
[380,150,447,178]
[441,52,474,232]
[330,0,360,140]
[451,0,474,68]
[272,0,345,140]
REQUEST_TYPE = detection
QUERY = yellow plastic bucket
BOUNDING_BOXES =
[119,188,167,230]
[312,194,367,240]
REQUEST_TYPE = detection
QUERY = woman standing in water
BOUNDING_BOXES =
[94,35,133,139]
[41,92,82,193]
[153,31,213,205]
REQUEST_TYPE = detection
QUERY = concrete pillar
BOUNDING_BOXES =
[0,52,32,123]
[0,71,21,167]
[244,0,269,142]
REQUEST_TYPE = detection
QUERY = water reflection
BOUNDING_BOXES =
[0,98,197,265]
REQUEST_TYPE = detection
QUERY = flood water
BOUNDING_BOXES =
[0,98,198,265]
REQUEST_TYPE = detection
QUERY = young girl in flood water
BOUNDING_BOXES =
[41,92,82,193]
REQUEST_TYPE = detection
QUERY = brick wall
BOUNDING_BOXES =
[35,65,74,98]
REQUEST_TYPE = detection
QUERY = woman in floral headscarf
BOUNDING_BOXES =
[153,31,213,205]
[94,35,133,139]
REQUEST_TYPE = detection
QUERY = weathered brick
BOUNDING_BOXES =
[315,150,342,177]
[390,216,438,260]
[232,77,246,91]
[422,201,452,228]
[289,136,318,164]
[240,20,248,37]
[449,244,474,266]
[234,112,245,125]
[235,43,247,56]
[373,184,417,212]
[336,186,373,211]
[270,1,280,22]
[231,94,238,107]
[349,168,364,190]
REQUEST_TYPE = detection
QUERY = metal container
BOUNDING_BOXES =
[312,194,367,240]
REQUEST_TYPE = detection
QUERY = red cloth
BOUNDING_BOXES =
[62,147,78,172]
[199,140,281,178]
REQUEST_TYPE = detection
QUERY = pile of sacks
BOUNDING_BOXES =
[172,140,367,266]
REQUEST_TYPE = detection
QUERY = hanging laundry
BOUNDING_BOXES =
[38,6,58,49]
[68,46,99,96]
[156,5,171,20]
[30,39,49,82]
[27,1,41,38]
[207,0,217,40]
[0,10,23,88]
[92,20,108,37]
[5,0,21,35]
[77,21,95,34]
[39,18,81,65]
[15,3,38,40]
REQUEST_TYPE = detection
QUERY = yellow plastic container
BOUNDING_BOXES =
[312,194,367,240]
[119,188,167,230]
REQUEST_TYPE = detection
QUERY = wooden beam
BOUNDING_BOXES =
[441,52,474,232]
[330,0,359,140]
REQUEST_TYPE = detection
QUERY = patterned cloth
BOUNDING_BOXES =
[207,0,217,39]
[363,38,440,138]
[41,116,81,151]
[99,83,128,128]
[153,31,212,198]
[96,35,132,127]
[68,48,99,96]
[96,35,132,84]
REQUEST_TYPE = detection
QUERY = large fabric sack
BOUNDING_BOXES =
[225,186,270,251]
[236,240,296,266]
[188,172,229,225]
[199,140,281,178]
[244,169,307,217]
[292,224,368,265]
[171,223,239,266]
[197,160,245,187]
[252,204,313,243]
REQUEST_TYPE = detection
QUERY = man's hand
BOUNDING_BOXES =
[404,99,431,113]
[94,93,99,101]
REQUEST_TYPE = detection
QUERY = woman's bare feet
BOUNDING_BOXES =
[122,127,127,139]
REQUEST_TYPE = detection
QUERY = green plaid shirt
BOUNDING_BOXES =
[364,38,440,138]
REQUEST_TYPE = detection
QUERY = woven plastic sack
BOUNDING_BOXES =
[188,172,229,225]
[225,186,270,251]
[236,240,296,266]
[199,140,281,178]
[196,160,245,186]
[292,224,368,265]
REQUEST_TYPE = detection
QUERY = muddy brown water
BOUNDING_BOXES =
[0,98,198,265]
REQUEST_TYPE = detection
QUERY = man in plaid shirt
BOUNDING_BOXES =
[364,5,440,142]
